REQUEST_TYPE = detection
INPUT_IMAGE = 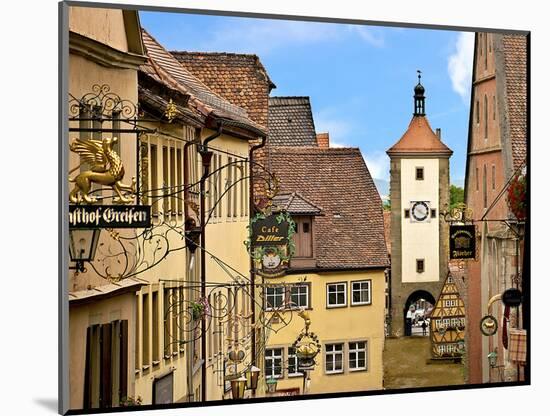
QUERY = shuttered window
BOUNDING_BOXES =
[84,320,128,409]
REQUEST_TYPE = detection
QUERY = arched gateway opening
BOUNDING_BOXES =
[403,290,436,336]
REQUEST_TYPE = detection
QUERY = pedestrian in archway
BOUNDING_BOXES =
[421,320,427,336]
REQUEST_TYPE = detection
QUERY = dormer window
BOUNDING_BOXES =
[293,216,313,258]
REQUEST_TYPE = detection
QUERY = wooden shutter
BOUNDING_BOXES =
[100,323,113,408]
[119,320,128,403]
[83,326,92,409]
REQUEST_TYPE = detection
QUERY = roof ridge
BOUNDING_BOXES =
[171,50,260,59]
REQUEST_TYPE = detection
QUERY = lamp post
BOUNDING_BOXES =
[69,229,101,273]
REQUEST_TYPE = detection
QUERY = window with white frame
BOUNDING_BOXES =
[327,283,347,307]
[351,280,371,305]
[325,343,344,374]
[290,284,309,309]
[265,348,283,378]
[287,347,302,377]
[265,287,285,310]
[348,341,367,371]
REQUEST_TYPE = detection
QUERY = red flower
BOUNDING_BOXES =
[507,173,527,220]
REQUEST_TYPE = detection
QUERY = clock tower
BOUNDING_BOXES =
[387,73,453,337]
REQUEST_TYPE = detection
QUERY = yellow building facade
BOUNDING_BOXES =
[66,6,264,410]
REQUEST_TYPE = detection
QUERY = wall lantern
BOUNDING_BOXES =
[230,375,247,400]
[245,365,261,390]
[69,229,101,273]
[265,377,278,394]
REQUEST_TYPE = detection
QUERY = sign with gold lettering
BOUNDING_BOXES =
[246,212,296,278]
[450,224,476,260]
[69,205,151,229]
[251,215,289,246]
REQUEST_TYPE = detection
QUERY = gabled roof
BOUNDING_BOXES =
[268,97,318,146]
[269,147,389,270]
[140,30,266,137]
[272,192,323,215]
[501,35,527,170]
[171,51,275,128]
[387,115,453,157]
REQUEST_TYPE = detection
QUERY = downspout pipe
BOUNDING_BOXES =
[198,123,223,402]
[248,136,267,397]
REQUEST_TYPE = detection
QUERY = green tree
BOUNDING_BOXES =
[450,185,464,210]
[383,199,391,211]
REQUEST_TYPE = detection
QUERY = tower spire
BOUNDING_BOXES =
[414,70,426,116]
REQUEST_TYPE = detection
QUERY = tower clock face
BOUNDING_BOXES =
[411,201,429,222]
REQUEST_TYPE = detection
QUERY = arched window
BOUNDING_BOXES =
[476,99,480,125]
[483,164,488,208]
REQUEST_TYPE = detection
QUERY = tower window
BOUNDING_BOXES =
[404,209,410,218]
[492,165,496,190]
[415,167,424,180]
[476,167,479,191]
[475,100,480,125]
[430,209,437,218]
[493,95,496,120]
[416,259,425,273]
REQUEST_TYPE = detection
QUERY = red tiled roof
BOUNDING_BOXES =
[171,51,275,128]
[140,30,266,136]
[272,192,323,215]
[502,35,527,170]
[387,115,453,157]
[269,147,389,270]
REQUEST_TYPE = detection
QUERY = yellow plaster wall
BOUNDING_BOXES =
[69,7,129,53]
[264,270,386,395]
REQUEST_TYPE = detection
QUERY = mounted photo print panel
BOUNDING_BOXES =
[59,1,529,414]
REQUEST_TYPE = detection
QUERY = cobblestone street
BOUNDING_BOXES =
[383,337,465,389]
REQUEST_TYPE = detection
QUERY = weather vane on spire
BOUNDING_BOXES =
[417,69,422,84]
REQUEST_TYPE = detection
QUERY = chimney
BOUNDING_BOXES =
[316,132,330,148]
[436,128,441,140]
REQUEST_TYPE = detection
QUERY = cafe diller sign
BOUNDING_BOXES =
[247,212,295,278]
[251,215,289,246]
[69,205,151,229]
[449,224,476,260]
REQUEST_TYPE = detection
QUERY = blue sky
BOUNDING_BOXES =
[139,11,474,191]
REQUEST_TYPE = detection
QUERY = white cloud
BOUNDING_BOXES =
[447,32,474,103]
[313,108,354,147]
[362,151,390,181]
[347,25,385,47]
[197,20,385,55]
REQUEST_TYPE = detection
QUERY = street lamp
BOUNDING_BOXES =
[245,365,260,390]
[230,375,247,400]
[69,229,101,273]
[265,377,278,394]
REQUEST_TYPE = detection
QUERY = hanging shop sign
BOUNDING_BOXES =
[449,224,476,260]
[246,211,295,278]
[502,288,523,307]
[69,205,151,229]
[480,315,498,336]
[251,214,289,246]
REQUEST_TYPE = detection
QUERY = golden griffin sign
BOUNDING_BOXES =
[69,137,136,204]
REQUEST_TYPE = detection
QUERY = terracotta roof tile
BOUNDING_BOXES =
[140,30,266,135]
[272,192,323,215]
[269,147,389,269]
[502,35,527,170]
[387,115,453,156]
[268,97,318,146]
[171,51,275,128]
